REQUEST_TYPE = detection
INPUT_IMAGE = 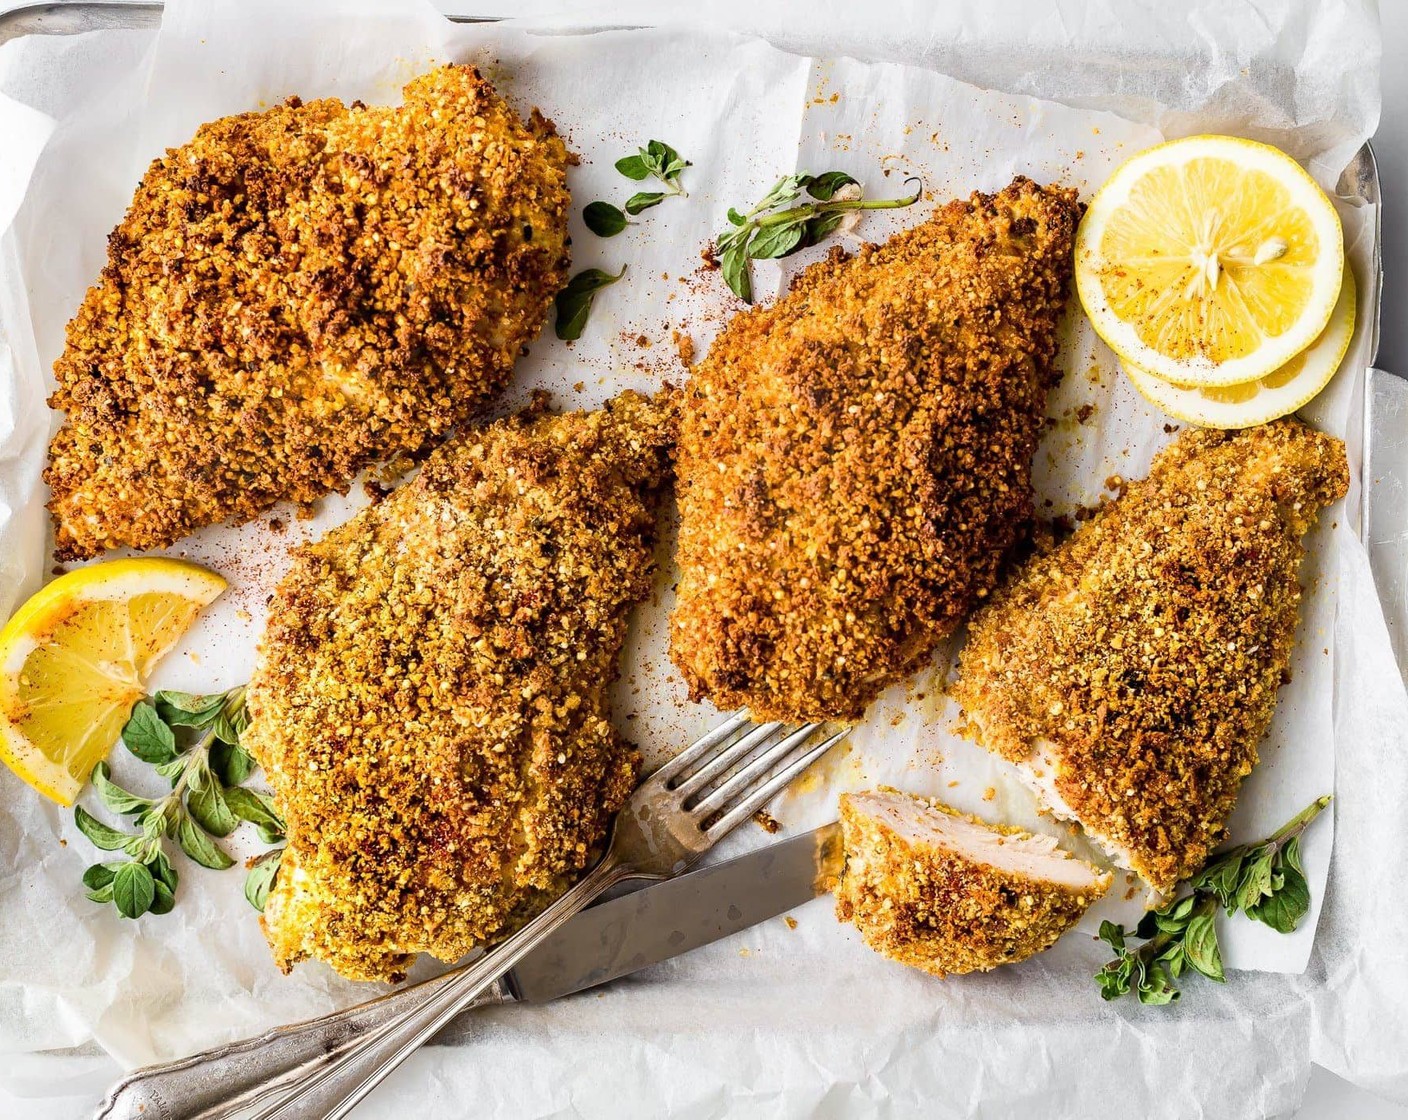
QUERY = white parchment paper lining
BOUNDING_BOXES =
[0,1,1402,1117]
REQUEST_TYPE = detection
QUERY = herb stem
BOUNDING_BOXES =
[751,182,922,230]
[1269,794,1331,844]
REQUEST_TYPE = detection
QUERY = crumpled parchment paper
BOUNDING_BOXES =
[0,0,1401,1116]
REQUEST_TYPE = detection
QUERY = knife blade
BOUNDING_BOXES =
[506,819,844,1002]
[97,823,847,1120]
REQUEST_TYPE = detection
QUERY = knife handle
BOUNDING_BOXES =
[92,970,511,1120]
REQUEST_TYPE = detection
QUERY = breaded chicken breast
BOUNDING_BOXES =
[952,421,1348,895]
[46,65,571,560]
[244,391,673,982]
[835,790,1110,977]
[670,178,1082,723]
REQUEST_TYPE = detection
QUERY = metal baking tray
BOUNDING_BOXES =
[0,0,1397,673]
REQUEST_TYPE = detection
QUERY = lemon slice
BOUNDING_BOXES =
[1125,268,1356,429]
[1076,135,1343,388]
[0,558,226,805]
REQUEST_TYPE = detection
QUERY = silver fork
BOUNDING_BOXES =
[235,713,848,1120]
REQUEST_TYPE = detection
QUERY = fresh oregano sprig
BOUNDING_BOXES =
[584,140,691,238]
[72,687,287,919]
[716,172,922,303]
[1095,795,1331,1005]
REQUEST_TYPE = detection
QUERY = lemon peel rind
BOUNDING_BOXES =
[1125,268,1357,430]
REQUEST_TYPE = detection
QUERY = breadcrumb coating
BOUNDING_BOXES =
[244,391,674,982]
[952,421,1348,895]
[46,65,570,560]
[670,178,1081,723]
[835,791,1109,977]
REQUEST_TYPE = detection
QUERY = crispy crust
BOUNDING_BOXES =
[245,391,674,982]
[46,65,571,559]
[670,178,1082,723]
[835,791,1108,976]
[951,420,1349,894]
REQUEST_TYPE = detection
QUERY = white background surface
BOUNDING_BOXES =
[1301,1,1408,1116]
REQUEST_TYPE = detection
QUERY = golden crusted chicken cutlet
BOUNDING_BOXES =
[46,65,571,560]
[835,791,1110,977]
[671,178,1081,723]
[244,391,674,982]
[952,421,1348,895]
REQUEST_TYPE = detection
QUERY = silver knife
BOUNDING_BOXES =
[97,822,845,1120]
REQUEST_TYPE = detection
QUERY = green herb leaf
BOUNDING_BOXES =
[244,847,285,912]
[624,191,665,216]
[1247,843,1311,933]
[554,266,626,342]
[746,223,804,260]
[154,690,226,728]
[802,211,846,245]
[615,154,650,180]
[755,174,809,212]
[82,862,123,893]
[176,814,235,870]
[1182,911,1224,982]
[90,762,151,816]
[149,878,177,915]
[213,707,247,749]
[112,860,156,919]
[74,805,134,851]
[122,701,178,764]
[187,780,239,838]
[1136,961,1179,1005]
[154,756,187,784]
[209,739,256,786]
[1193,850,1244,909]
[85,880,115,904]
[1234,846,1277,914]
[719,241,753,303]
[805,171,859,200]
[149,850,179,894]
[583,201,628,237]
[224,786,285,838]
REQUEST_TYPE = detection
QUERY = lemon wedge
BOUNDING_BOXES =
[1076,135,1343,388]
[1125,268,1356,430]
[0,558,226,805]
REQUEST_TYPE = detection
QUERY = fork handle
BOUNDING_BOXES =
[93,971,509,1120]
[252,855,636,1120]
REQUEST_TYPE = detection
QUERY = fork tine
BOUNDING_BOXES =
[649,710,751,784]
[705,726,850,838]
[689,721,827,816]
[672,720,787,798]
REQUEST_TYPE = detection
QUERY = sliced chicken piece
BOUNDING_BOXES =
[952,420,1349,895]
[835,790,1110,977]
